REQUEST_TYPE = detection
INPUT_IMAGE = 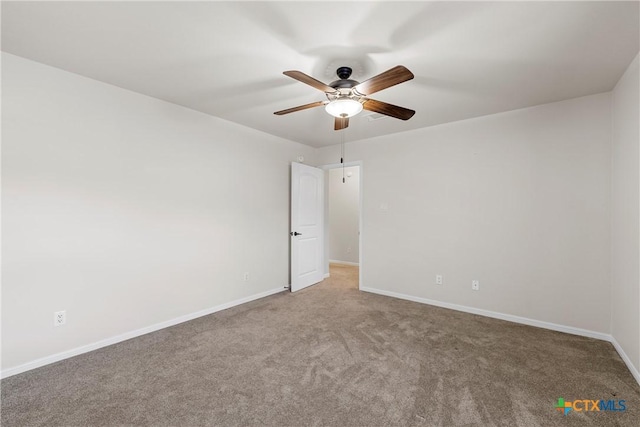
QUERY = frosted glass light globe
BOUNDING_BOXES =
[325,99,363,118]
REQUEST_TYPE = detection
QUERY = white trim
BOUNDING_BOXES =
[323,273,330,278]
[360,287,610,340]
[329,260,359,267]
[0,287,285,379]
[610,336,640,386]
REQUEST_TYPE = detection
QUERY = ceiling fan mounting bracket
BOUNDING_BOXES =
[336,66,353,80]
[328,66,359,89]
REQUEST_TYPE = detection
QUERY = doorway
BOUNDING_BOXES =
[322,162,362,290]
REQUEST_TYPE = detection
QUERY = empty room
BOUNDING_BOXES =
[2,1,639,426]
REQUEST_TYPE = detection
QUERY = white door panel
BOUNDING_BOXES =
[291,162,324,292]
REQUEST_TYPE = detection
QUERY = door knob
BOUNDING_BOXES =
[290,231,302,236]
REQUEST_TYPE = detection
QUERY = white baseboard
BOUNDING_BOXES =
[324,273,330,278]
[361,286,640,386]
[1,286,286,379]
[329,260,359,267]
[610,336,640,386]
[360,287,610,341]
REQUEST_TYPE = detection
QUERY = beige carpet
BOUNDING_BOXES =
[2,264,639,426]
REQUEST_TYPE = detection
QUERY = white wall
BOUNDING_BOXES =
[611,53,640,376]
[317,93,612,334]
[328,166,360,264]
[1,53,316,372]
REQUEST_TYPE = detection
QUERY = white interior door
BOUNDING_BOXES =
[291,162,324,292]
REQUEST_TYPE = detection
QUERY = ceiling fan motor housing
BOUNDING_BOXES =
[329,79,359,89]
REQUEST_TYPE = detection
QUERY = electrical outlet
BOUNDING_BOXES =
[54,310,66,326]
[472,280,480,291]
[435,275,443,285]
[243,272,249,282]
[347,247,352,254]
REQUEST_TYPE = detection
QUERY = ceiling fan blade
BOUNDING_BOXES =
[362,99,415,120]
[274,101,326,115]
[353,65,414,96]
[283,71,338,94]
[334,117,349,131]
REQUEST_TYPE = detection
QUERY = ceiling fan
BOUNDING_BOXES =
[274,65,416,130]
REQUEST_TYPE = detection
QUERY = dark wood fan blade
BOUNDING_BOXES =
[283,71,337,94]
[274,101,326,115]
[334,117,349,130]
[353,65,414,96]
[362,98,415,120]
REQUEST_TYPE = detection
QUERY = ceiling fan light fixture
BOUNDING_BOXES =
[275,65,415,129]
[325,98,363,118]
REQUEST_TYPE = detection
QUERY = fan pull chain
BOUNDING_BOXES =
[341,131,345,183]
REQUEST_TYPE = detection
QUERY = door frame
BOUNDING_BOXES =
[321,161,363,290]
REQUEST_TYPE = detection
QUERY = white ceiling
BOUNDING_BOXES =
[2,1,639,148]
